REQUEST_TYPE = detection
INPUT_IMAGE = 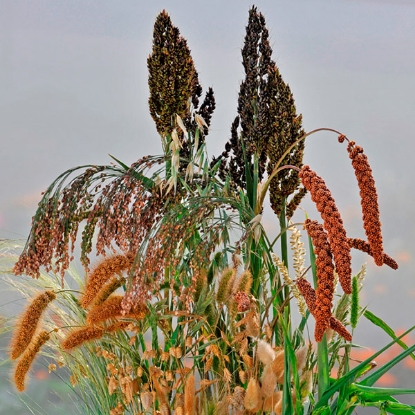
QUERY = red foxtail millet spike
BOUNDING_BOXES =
[61,326,105,350]
[347,140,384,266]
[86,295,147,325]
[304,219,335,342]
[14,331,50,391]
[81,253,134,309]
[348,238,398,270]
[296,278,352,342]
[299,165,352,294]
[10,290,56,360]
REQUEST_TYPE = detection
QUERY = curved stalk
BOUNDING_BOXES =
[256,127,346,215]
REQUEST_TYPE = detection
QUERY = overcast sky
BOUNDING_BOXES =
[1,0,415,335]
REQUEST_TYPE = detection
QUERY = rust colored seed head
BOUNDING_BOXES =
[81,253,134,309]
[14,330,50,391]
[61,326,105,350]
[296,278,316,314]
[296,277,352,342]
[87,295,147,324]
[304,219,335,342]
[348,238,398,270]
[10,291,56,360]
[347,141,384,266]
[299,166,352,294]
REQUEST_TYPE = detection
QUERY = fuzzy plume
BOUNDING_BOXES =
[244,377,261,411]
[81,254,134,308]
[257,339,276,365]
[184,374,196,415]
[10,290,55,360]
[86,295,147,325]
[14,331,50,391]
[61,326,105,350]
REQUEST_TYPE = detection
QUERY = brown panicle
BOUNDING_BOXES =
[346,140,384,266]
[299,165,352,294]
[296,278,352,342]
[10,290,56,360]
[304,219,335,342]
[14,330,50,391]
[81,253,134,309]
[348,238,398,270]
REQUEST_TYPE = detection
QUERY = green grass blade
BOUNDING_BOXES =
[314,325,415,410]
[360,342,415,387]
[364,310,415,360]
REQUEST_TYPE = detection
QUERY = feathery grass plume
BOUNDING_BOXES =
[216,267,235,304]
[10,290,56,360]
[304,219,335,342]
[140,391,153,410]
[271,349,285,383]
[184,374,196,415]
[257,339,276,365]
[348,238,398,270]
[350,276,360,329]
[86,295,147,325]
[244,377,261,411]
[245,310,260,338]
[272,253,306,317]
[91,276,126,308]
[300,371,313,403]
[344,139,384,266]
[290,223,307,279]
[81,254,133,308]
[193,268,207,303]
[296,277,352,342]
[14,330,50,391]
[61,326,105,350]
[299,165,352,294]
[261,363,277,398]
[160,403,171,415]
[263,391,283,412]
[295,345,308,373]
[106,321,131,333]
[230,386,246,414]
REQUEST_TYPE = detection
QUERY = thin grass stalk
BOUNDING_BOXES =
[279,202,291,324]
[257,128,345,213]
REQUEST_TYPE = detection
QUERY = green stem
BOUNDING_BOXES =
[279,203,291,339]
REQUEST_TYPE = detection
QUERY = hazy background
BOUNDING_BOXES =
[1,0,415,412]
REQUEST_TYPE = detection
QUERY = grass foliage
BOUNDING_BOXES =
[2,6,415,415]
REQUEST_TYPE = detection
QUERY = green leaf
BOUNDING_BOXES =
[351,384,415,398]
[314,325,415,410]
[364,310,415,361]
[360,342,415,387]
[281,317,303,415]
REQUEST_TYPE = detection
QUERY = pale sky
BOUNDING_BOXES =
[1,0,415,333]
